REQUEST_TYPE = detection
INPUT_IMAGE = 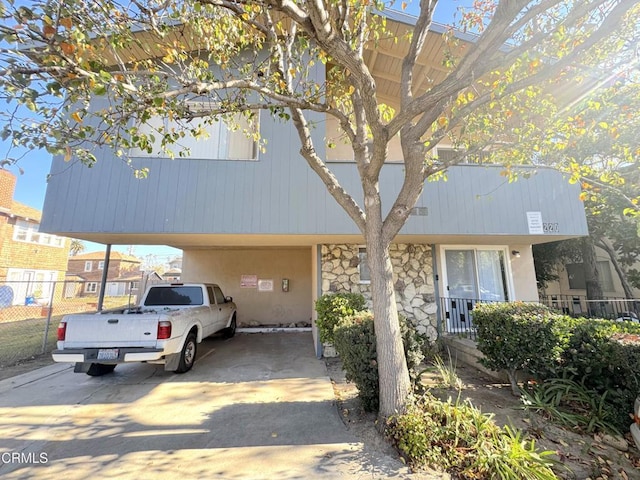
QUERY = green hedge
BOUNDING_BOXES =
[333,311,424,412]
[473,302,640,432]
[473,302,576,394]
[562,321,640,431]
[314,292,367,344]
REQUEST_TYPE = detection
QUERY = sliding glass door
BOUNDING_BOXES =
[442,248,510,333]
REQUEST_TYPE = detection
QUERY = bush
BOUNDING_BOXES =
[560,320,640,432]
[474,301,640,433]
[473,302,576,394]
[314,292,366,344]
[386,394,558,479]
[332,311,424,411]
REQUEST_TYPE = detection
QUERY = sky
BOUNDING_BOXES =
[0,0,472,261]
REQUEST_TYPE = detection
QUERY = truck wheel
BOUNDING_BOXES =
[223,314,237,339]
[86,363,116,376]
[175,333,197,373]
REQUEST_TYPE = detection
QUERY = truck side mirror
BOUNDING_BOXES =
[225,296,233,303]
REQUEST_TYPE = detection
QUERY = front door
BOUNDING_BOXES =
[443,248,510,333]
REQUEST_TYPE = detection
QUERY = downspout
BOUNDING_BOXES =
[431,244,442,338]
[97,244,111,311]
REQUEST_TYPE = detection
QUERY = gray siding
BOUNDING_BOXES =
[42,109,587,239]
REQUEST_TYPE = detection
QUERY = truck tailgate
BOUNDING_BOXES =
[62,313,163,348]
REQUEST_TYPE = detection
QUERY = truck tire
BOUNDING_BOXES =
[86,363,116,376]
[223,314,237,339]
[175,333,197,373]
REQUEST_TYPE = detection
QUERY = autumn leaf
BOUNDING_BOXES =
[43,25,55,38]
[60,17,72,30]
[71,111,83,123]
[60,42,75,55]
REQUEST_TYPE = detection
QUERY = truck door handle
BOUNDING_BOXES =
[107,319,119,324]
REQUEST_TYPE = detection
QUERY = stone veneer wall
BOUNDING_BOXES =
[320,244,438,340]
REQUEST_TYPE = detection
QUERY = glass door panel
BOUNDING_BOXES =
[445,250,478,299]
[477,250,508,301]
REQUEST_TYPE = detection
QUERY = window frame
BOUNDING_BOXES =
[84,261,92,272]
[129,104,260,161]
[358,247,371,284]
[12,222,65,248]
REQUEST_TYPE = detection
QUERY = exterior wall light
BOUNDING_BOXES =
[511,250,521,258]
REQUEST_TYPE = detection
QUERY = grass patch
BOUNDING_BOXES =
[0,298,130,366]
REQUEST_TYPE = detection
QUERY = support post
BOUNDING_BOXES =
[97,244,111,311]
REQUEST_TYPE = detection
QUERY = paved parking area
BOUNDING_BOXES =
[0,332,415,479]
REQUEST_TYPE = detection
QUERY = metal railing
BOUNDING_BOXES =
[539,294,640,321]
[0,280,145,368]
[440,295,640,341]
[440,296,483,341]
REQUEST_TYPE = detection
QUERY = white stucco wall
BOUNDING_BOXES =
[508,244,540,302]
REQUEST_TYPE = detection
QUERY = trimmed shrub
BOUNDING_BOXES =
[474,301,640,432]
[386,394,557,479]
[473,302,576,394]
[333,311,424,411]
[561,320,640,432]
[314,292,366,344]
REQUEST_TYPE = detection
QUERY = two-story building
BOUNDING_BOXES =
[0,169,70,305]
[66,251,156,297]
[39,12,589,352]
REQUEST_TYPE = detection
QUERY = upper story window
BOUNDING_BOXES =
[436,148,490,164]
[84,261,92,272]
[98,261,105,270]
[13,220,65,248]
[130,105,259,161]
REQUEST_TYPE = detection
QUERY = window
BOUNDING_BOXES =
[443,248,509,301]
[84,261,92,272]
[98,261,105,270]
[85,282,98,293]
[213,286,226,304]
[144,286,204,306]
[358,247,371,283]
[566,261,615,291]
[130,105,259,161]
[436,148,490,164]
[12,220,65,248]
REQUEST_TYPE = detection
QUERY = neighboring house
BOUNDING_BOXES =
[40,12,589,353]
[67,251,144,296]
[0,169,70,305]
[162,256,182,282]
[541,245,640,317]
[162,269,181,283]
[168,257,182,271]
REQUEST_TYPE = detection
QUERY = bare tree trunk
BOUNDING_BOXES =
[597,238,636,299]
[363,191,411,420]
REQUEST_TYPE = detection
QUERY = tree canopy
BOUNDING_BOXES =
[1,0,639,417]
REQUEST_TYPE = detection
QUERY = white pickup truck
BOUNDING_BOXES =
[52,283,237,376]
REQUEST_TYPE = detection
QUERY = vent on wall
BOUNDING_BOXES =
[410,207,428,216]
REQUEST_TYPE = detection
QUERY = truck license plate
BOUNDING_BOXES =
[97,349,119,361]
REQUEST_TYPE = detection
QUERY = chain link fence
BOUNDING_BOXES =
[0,280,145,368]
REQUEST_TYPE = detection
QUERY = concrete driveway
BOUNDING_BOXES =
[0,332,417,479]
